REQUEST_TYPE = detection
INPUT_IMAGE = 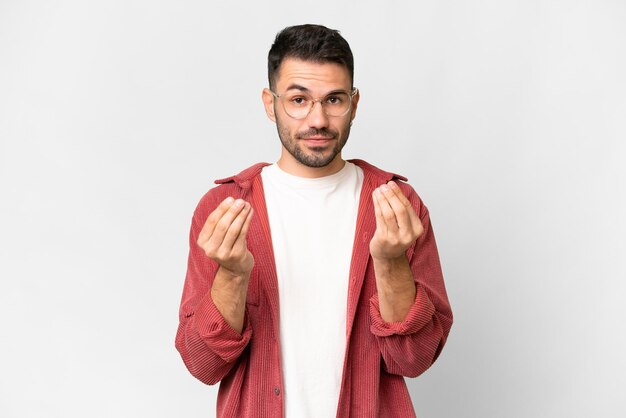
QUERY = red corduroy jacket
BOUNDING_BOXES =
[175,159,453,418]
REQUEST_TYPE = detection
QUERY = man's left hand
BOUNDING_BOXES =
[370,181,424,260]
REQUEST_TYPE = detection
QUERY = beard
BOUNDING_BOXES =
[275,117,352,168]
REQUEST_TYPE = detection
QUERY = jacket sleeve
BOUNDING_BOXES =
[369,186,453,378]
[175,191,253,385]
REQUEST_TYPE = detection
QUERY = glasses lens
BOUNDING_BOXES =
[324,92,351,117]
[282,93,311,119]
[281,92,352,119]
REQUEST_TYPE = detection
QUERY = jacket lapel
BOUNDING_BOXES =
[345,171,376,341]
[247,175,281,342]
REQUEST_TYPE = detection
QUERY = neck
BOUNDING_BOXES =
[277,154,346,178]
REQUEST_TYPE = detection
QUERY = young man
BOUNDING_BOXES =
[176,24,453,418]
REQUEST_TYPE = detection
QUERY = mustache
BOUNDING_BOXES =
[295,128,337,140]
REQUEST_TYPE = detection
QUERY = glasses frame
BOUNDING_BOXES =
[270,88,359,120]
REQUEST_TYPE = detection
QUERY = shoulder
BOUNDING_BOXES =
[349,158,408,183]
[193,162,270,219]
[213,162,271,188]
[349,158,428,217]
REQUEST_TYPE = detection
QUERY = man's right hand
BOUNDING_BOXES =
[197,197,255,277]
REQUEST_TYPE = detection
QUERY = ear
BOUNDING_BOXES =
[350,89,360,123]
[262,88,276,122]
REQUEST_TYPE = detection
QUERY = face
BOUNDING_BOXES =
[263,58,359,176]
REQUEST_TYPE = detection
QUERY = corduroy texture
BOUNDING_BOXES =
[175,159,453,418]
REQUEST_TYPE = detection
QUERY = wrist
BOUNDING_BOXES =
[372,255,415,292]
[211,266,251,307]
[218,265,252,282]
[372,254,407,271]
[218,252,254,279]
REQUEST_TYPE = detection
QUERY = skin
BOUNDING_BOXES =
[198,58,424,334]
[370,181,424,322]
[261,58,358,178]
[197,197,254,333]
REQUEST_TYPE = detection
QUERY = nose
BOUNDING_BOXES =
[305,100,329,129]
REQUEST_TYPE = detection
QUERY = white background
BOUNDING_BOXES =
[1,1,625,417]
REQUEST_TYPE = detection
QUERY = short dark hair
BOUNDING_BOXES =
[267,24,354,89]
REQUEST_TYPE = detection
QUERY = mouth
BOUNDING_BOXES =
[302,138,333,147]
[295,128,337,148]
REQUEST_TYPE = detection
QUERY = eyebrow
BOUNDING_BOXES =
[284,84,310,93]
[283,84,349,95]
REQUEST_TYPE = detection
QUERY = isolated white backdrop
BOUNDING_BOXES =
[1,1,625,417]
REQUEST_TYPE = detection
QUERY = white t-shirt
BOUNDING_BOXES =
[261,161,364,418]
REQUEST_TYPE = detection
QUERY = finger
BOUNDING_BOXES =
[387,181,411,207]
[205,199,247,248]
[381,183,411,232]
[221,202,252,250]
[233,205,254,251]
[388,181,423,235]
[374,186,398,231]
[372,189,387,236]
[198,196,235,243]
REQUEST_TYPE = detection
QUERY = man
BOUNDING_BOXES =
[176,24,453,418]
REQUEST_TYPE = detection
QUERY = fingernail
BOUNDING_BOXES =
[225,196,234,204]
[388,181,397,188]
[380,184,389,192]
[234,199,244,207]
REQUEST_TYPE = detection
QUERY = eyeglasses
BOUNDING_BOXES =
[270,88,358,120]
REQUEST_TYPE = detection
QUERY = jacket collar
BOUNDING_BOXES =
[214,159,407,189]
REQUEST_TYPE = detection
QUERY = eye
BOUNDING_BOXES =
[290,96,309,106]
[325,95,344,105]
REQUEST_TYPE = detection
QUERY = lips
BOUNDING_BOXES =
[296,128,336,141]
[302,137,333,147]
[296,129,337,147]
[303,136,332,140]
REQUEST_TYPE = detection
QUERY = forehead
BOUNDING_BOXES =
[275,58,351,93]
